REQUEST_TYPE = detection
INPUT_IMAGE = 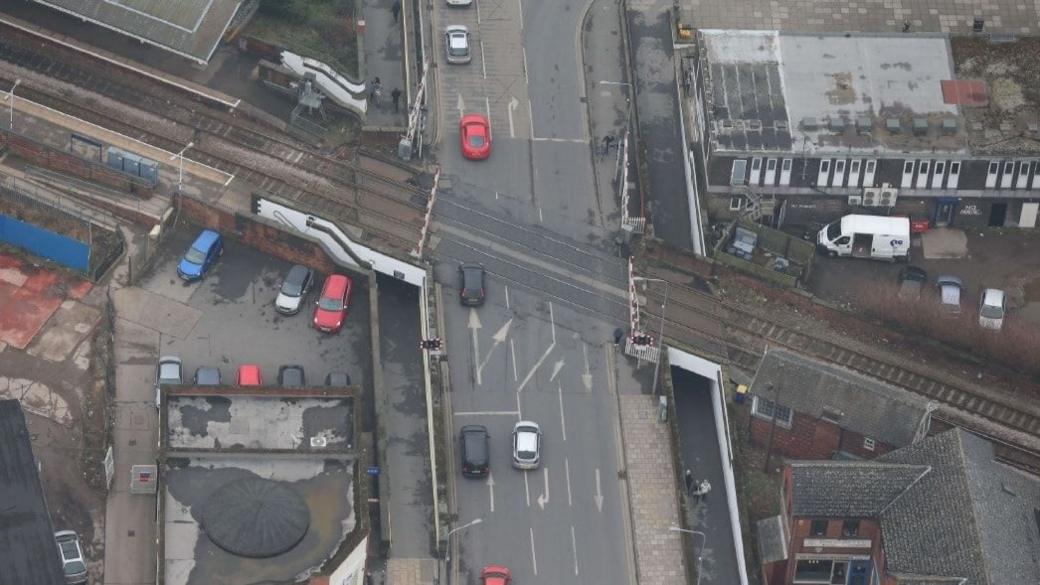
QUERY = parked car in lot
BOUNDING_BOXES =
[177,229,222,281]
[55,530,88,584]
[460,424,490,478]
[278,365,306,388]
[481,565,511,585]
[460,114,491,160]
[313,274,353,333]
[445,25,472,64]
[275,264,314,315]
[155,355,182,408]
[194,366,222,385]
[897,266,927,301]
[459,263,486,306]
[237,364,263,386]
[512,421,542,469]
[935,275,963,315]
[325,371,352,386]
[979,288,1006,331]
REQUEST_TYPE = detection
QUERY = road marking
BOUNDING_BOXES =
[594,468,604,512]
[531,137,588,143]
[529,527,538,575]
[582,341,593,391]
[480,41,487,79]
[598,80,631,86]
[495,190,500,200]
[538,206,543,222]
[510,338,519,381]
[507,96,519,138]
[565,457,573,506]
[549,301,556,344]
[454,410,521,416]
[475,0,482,23]
[536,466,549,510]
[487,472,496,512]
[571,526,579,575]
[550,359,565,382]
[517,343,555,392]
[457,93,465,117]
[524,468,531,507]
[477,318,513,380]
[517,0,524,30]
[516,391,523,419]
[469,308,483,385]
[504,285,510,309]
[559,382,567,440]
[485,96,491,121]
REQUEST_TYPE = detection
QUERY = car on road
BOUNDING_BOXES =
[460,114,491,160]
[313,274,353,333]
[445,25,471,64]
[55,530,88,584]
[278,365,306,387]
[936,275,963,315]
[155,355,182,408]
[979,288,1006,331]
[460,424,490,478]
[275,264,314,315]
[459,263,486,306]
[237,364,263,386]
[194,366,222,386]
[326,371,352,386]
[897,266,927,302]
[480,565,511,585]
[177,229,222,281]
[512,421,542,469]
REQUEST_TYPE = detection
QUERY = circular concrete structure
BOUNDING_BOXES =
[201,477,310,558]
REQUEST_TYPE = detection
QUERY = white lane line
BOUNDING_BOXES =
[524,468,531,507]
[581,342,593,392]
[549,301,556,344]
[538,206,543,222]
[571,526,579,575]
[504,285,511,309]
[516,391,523,419]
[598,80,631,86]
[454,410,521,416]
[495,190,500,200]
[470,309,483,386]
[558,382,567,441]
[565,457,573,506]
[527,95,535,138]
[529,527,538,575]
[517,0,524,30]
[480,40,487,79]
[485,96,491,120]
[510,338,519,381]
[487,472,496,512]
[517,343,555,392]
[475,0,482,23]
[594,468,604,512]
[531,137,588,143]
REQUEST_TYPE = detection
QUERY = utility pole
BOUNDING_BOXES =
[4,79,21,131]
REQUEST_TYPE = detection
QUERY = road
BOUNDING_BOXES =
[428,0,637,582]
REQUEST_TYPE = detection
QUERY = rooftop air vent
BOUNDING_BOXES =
[310,436,328,448]
[913,118,929,136]
[856,117,873,135]
[886,118,902,134]
[801,117,819,131]
[942,118,958,135]
[746,119,763,132]
[775,120,790,132]
[829,117,846,132]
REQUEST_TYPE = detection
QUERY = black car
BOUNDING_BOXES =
[897,266,927,301]
[460,424,490,478]
[278,365,306,387]
[275,265,314,315]
[325,371,352,386]
[193,366,222,386]
[459,263,486,306]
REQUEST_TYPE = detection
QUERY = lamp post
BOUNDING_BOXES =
[4,79,21,131]
[444,517,482,571]
[635,277,670,395]
[168,141,194,192]
[669,526,706,585]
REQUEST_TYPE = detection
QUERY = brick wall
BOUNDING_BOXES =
[749,411,838,460]
[837,428,894,459]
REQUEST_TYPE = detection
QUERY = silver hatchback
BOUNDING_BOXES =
[445,25,471,64]
[512,421,542,469]
[55,530,88,584]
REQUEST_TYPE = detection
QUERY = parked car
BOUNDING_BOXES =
[155,355,182,408]
[193,366,222,386]
[459,263,486,306]
[177,229,222,281]
[275,264,314,315]
[237,364,263,386]
[313,274,353,333]
[445,25,472,64]
[460,114,491,160]
[54,530,88,584]
[326,371,352,386]
[481,565,511,585]
[278,365,306,388]
[897,266,927,301]
[727,226,758,261]
[460,424,490,478]
[979,288,1006,330]
[512,421,542,469]
[935,275,963,315]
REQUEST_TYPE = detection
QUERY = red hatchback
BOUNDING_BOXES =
[480,565,510,585]
[460,114,491,160]
[237,364,262,386]
[313,274,353,333]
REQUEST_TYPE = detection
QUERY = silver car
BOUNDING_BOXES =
[155,355,182,409]
[512,421,542,469]
[936,275,963,315]
[55,530,88,584]
[445,25,471,64]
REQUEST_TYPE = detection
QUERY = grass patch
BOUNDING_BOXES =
[249,0,359,78]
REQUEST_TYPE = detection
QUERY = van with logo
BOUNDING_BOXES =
[817,215,910,262]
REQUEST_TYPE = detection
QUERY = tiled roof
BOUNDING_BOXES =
[789,462,928,517]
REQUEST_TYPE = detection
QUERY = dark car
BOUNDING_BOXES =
[325,371,352,386]
[459,263,486,306]
[460,424,490,478]
[276,264,314,315]
[278,365,306,387]
[177,229,222,281]
[193,366,222,385]
[897,266,927,301]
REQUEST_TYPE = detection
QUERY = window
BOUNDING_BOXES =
[988,161,999,174]
[950,161,960,175]
[831,561,849,585]
[865,160,875,172]
[935,162,945,174]
[850,160,861,172]
[863,437,876,451]
[903,161,914,173]
[820,160,831,173]
[835,160,846,173]
[782,159,792,171]
[842,519,859,537]
[729,197,744,211]
[731,159,748,185]
[919,161,929,175]
[751,158,762,170]
[768,158,778,170]
[795,559,833,583]
[810,519,828,536]
[751,396,793,426]
[1004,161,1014,173]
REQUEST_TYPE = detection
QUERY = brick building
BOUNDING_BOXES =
[747,350,933,460]
[756,428,1040,585]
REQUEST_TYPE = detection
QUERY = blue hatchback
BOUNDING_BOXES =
[177,229,222,281]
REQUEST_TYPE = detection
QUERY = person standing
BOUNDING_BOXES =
[391,87,402,112]
[369,77,382,102]
[391,0,401,23]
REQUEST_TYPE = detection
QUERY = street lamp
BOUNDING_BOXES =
[634,276,670,395]
[669,526,706,585]
[168,141,194,192]
[444,517,482,566]
[3,79,21,131]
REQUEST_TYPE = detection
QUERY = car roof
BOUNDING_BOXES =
[286,264,311,283]
[195,367,220,383]
[323,274,351,296]
[193,229,220,248]
[982,288,1005,304]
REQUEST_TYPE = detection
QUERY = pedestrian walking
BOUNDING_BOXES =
[391,0,401,23]
[684,469,694,495]
[369,77,382,103]
[613,327,625,346]
[391,87,402,112]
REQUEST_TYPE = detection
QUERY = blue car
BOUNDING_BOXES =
[177,229,222,281]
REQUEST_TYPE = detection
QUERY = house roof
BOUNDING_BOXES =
[789,462,928,517]
[749,349,932,448]
[0,400,66,585]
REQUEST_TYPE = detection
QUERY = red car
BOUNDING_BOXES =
[237,364,262,386]
[480,566,510,585]
[460,114,491,160]
[313,274,353,333]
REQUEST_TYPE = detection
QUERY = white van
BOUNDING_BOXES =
[817,215,910,262]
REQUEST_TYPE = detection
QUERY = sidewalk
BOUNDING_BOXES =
[363,0,409,129]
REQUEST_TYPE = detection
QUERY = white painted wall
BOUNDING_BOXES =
[327,536,368,585]
[281,51,368,115]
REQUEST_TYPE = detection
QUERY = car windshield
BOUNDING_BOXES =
[58,539,79,560]
[319,297,343,311]
[981,304,1004,319]
[64,560,86,575]
[825,221,841,240]
[281,273,305,296]
[184,246,206,264]
[467,133,486,147]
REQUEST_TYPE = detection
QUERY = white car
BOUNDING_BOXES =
[512,421,542,469]
[55,530,88,584]
[978,288,1006,330]
[445,25,471,64]
[155,355,183,409]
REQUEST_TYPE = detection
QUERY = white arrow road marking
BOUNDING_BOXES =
[457,93,465,117]
[508,97,519,138]
[476,318,513,380]
[549,358,565,382]
[594,468,604,512]
[558,382,567,441]
[565,457,573,506]
[537,466,549,510]
[504,285,510,309]
[518,343,555,392]
[469,308,483,385]
[571,525,579,575]
[582,342,593,392]
[487,472,496,512]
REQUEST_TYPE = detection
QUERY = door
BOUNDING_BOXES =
[1020,202,1039,228]
[989,202,1007,227]
[935,200,956,227]
[749,157,762,185]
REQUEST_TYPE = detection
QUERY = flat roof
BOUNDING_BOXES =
[701,30,967,155]
[29,0,242,64]
[0,400,66,585]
